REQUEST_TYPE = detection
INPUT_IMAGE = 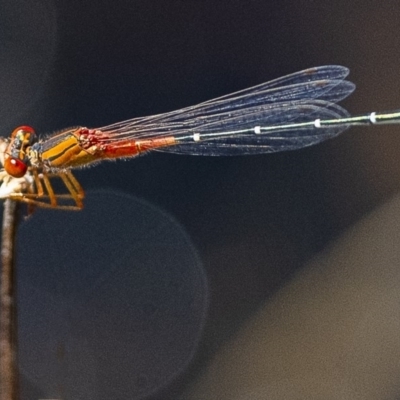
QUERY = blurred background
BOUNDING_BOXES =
[2,0,400,398]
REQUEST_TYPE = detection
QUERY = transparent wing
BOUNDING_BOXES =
[154,100,350,155]
[101,66,353,133]
[97,65,355,155]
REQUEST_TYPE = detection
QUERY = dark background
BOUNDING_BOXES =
[2,0,400,398]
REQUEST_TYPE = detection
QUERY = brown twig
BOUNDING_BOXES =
[0,199,19,400]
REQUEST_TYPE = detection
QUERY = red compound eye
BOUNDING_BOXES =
[4,156,28,178]
[11,125,35,139]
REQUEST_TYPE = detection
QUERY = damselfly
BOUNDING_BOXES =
[1,65,399,209]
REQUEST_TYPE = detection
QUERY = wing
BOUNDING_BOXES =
[98,66,354,155]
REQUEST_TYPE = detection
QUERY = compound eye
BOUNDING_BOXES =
[11,125,36,145]
[4,156,28,178]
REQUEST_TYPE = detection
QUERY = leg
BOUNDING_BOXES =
[7,169,85,210]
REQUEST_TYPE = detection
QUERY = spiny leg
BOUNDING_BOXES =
[8,169,84,210]
[58,171,84,209]
[40,171,57,207]
[32,169,45,197]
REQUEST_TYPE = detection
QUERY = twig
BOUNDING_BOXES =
[0,199,19,400]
